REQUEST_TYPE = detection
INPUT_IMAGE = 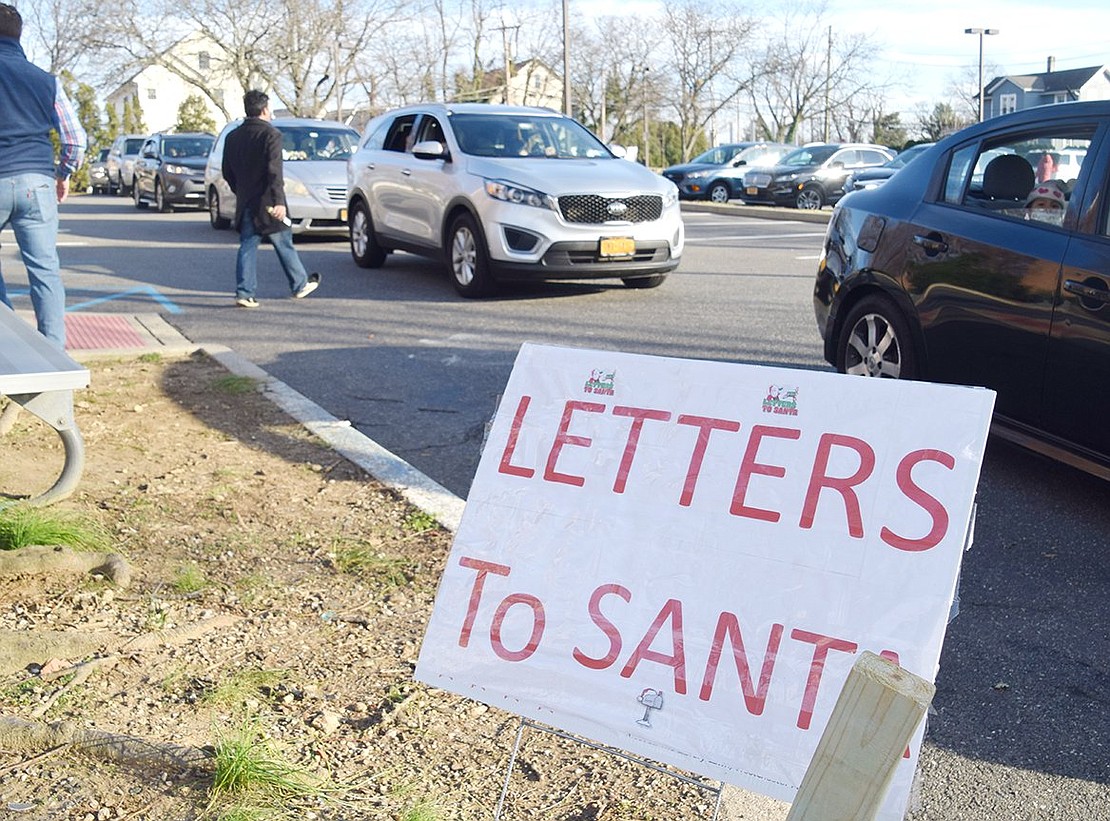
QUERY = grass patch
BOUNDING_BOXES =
[172,563,208,594]
[207,721,323,818]
[138,352,163,364]
[402,510,439,534]
[212,375,258,395]
[0,505,107,551]
[333,544,414,586]
[399,800,443,821]
[202,668,287,711]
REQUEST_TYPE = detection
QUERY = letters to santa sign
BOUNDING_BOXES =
[415,343,995,818]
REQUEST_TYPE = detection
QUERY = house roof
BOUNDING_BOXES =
[985,65,1106,96]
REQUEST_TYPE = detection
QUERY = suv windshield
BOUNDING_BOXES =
[691,145,742,165]
[450,113,612,159]
[780,146,837,167]
[124,138,145,154]
[163,137,213,158]
[276,126,357,161]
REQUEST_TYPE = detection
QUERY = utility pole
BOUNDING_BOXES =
[494,22,519,105]
[562,0,572,115]
[823,26,832,142]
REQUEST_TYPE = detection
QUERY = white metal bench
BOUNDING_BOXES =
[0,302,90,506]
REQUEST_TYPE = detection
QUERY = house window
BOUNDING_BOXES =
[198,51,210,70]
[1000,93,1017,115]
[147,87,157,100]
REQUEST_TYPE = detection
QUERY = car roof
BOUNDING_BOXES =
[934,99,1110,152]
[379,103,567,119]
[270,117,358,130]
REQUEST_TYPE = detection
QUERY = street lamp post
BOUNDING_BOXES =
[965,27,1000,123]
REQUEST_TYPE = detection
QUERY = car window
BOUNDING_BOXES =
[860,150,890,165]
[449,113,611,159]
[163,136,214,158]
[124,138,145,154]
[274,125,357,161]
[691,145,738,165]
[382,115,418,153]
[780,146,837,167]
[415,115,446,147]
[946,126,1095,224]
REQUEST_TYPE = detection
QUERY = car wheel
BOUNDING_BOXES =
[155,180,172,213]
[349,200,387,268]
[108,174,118,196]
[835,295,918,380]
[622,274,667,289]
[795,186,824,210]
[707,182,731,204]
[447,212,495,298]
[133,182,147,209]
[208,189,230,229]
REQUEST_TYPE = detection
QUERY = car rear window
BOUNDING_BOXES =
[277,127,358,161]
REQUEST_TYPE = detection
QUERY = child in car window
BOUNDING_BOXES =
[1024,179,1066,225]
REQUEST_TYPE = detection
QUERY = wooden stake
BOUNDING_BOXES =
[786,651,935,821]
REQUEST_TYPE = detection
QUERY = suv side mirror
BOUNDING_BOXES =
[412,140,448,161]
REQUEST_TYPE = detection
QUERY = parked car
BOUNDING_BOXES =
[88,147,110,194]
[661,142,792,202]
[105,134,147,196]
[132,132,215,212]
[844,142,935,192]
[813,100,1110,480]
[743,143,894,209]
[346,103,683,297]
[206,117,358,235]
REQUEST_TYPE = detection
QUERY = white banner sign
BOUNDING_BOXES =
[416,343,995,817]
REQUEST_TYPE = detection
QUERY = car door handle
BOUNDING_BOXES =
[1064,279,1110,304]
[913,234,948,255]
[401,168,412,176]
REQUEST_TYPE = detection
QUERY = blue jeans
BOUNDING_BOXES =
[235,207,308,299]
[0,173,65,348]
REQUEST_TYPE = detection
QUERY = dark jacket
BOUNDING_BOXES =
[0,36,59,179]
[223,117,288,235]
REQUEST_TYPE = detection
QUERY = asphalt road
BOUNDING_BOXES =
[3,194,1108,819]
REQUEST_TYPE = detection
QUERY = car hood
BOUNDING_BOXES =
[169,157,210,171]
[661,161,720,175]
[284,159,349,185]
[849,167,896,182]
[769,162,820,178]
[465,157,675,197]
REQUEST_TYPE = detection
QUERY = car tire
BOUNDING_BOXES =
[795,185,824,210]
[349,200,387,268]
[707,182,731,204]
[208,189,230,229]
[447,212,495,298]
[835,294,918,380]
[133,182,148,210]
[155,180,172,213]
[622,274,667,289]
[108,174,119,196]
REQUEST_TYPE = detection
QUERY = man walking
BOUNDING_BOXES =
[0,2,86,348]
[223,89,319,308]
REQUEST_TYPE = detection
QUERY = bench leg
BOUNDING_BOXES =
[2,390,86,507]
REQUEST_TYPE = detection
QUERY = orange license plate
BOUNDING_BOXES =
[745,187,758,196]
[600,237,635,257]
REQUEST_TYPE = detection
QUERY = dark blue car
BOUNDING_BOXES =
[661,142,792,202]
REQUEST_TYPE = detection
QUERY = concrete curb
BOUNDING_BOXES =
[681,201,831,224]
[201,345,467,533]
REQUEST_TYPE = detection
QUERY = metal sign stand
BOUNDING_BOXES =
[493,717,724,820]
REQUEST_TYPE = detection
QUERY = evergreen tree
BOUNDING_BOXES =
[106,104,121,140]
[175,95,217,133]
[122,97,147,134]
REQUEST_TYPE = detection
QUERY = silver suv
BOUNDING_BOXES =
[206,117,359,235]
[346,103,683,297]
[105,133,146,196]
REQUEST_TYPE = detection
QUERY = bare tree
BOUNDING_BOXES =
[16,0,103,76]
[748,1,887,144]
[661,0,758,160]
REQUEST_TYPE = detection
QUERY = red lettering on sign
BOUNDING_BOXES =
[676,415,741,506]
[457,556,511,648]
[543,400,606,487]
[573,583,632,670]
[699,615,784,715]
[799,433,876,537]
[791,628,858,729]
[620,599,688,695]
[881,449,956,552]
[612,406,673,494]
[731,425,802,523]
[490,593,546,662]
[497,395,535,478]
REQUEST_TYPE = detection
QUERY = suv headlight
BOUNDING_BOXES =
[164,163,190,175]
[484,179,552,209]
[663,186,679,208]
[685,169,710,180]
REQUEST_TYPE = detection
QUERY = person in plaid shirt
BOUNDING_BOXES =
[0,2,86,348]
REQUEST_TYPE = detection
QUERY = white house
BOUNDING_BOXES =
[458,59,564,110]
[106,33,245,133]
[982,58,1110,119]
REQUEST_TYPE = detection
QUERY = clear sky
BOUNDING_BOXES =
[832,0,1110,115]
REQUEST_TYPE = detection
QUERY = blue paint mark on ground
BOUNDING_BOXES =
[6,286,183,314]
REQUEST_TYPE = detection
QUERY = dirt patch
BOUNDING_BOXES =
[0,352,741,820]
